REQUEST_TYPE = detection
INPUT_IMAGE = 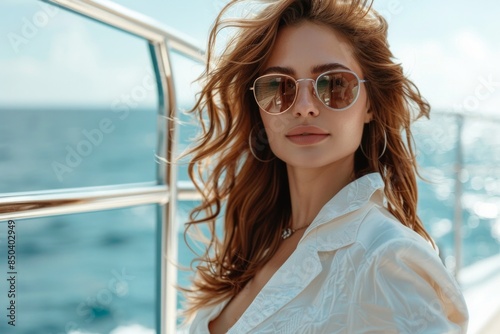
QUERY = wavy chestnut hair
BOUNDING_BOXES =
[182,0,432,317]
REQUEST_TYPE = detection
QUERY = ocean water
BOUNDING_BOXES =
[0,108,499,333]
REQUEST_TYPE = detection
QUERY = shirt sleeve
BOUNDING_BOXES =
[346,238,469,333]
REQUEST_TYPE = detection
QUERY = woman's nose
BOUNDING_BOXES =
[292,79,320,118]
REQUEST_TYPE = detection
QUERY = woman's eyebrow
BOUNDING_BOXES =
[261,63,350,76]
[261,66,295,76]
[312,63,349,73]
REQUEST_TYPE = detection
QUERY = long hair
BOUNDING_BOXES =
[182,0,432,318]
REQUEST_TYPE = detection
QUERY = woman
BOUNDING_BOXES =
[183,0,469,333]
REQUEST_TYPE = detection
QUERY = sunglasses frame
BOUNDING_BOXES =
[250,69,368,115]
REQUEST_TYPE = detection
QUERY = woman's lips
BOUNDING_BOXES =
[285,125,330,145]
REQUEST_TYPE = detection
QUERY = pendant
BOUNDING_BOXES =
[281,227,293,240]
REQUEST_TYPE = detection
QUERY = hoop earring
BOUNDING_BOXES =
[360,121,387,160]
[249,125,275,163]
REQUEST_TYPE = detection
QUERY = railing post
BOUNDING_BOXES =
[454,114,464,277]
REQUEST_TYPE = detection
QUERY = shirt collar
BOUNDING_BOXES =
[300,172,385,251]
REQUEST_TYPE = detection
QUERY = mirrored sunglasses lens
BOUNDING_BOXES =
[254,76,296,113]
[316,71,360,109]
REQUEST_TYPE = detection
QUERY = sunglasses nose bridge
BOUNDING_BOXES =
[292,78,320,114]
[295,78,315,85]
[295,78,316,96]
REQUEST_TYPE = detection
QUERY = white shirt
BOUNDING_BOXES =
[188,173,469,333]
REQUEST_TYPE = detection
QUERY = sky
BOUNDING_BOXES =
[1,0,499,117]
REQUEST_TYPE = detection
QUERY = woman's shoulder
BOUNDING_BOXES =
[346,206,469,332]
[355,204,437,260]
[348,207,449,276]
[352,205,468,314]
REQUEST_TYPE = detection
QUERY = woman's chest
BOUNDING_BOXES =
[208,233,305,333]
[232,250,358,333]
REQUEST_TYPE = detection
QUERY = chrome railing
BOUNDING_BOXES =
[0,183,169,220]
[0,0,205,333]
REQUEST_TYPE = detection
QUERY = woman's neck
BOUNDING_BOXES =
[286,157,355,230]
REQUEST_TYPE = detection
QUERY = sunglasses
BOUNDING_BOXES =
[250,69,367,114]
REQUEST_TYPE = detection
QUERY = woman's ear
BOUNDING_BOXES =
[364,100,373,123]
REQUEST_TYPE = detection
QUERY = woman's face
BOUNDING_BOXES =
[258,21,372,171]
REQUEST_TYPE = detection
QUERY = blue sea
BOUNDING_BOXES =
[0,108,499,333]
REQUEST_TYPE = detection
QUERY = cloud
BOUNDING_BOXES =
[453,30,491,62]
[0,57,155,109]
[1,8,205,110]
[48,23,100,73]
[1,19,160,108]
[394,29,500,116]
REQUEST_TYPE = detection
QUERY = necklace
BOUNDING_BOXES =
[281,222,311,240]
